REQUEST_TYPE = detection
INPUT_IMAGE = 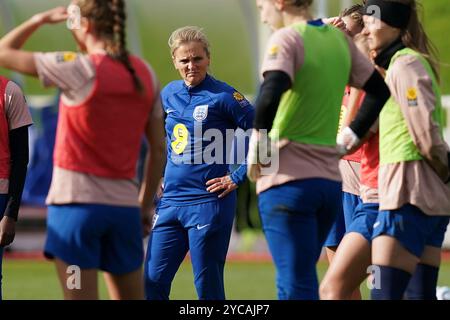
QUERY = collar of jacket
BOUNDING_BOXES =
[184,74,212,93]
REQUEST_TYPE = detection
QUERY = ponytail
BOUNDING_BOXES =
[76,0,144,92]
[390,0,440,82]
[108,0,143,92]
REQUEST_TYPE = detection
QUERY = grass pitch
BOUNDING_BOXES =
[3,258,450,300]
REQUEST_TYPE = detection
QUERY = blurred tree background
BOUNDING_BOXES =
[0,0,449,95]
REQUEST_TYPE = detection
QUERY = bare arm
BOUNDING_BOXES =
[139,98,167,235]
[0,7,68,76]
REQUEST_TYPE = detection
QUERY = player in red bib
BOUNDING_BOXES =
[0,76,32,300]
[322,4,366,300]
[321,31,382,300]
[0,1,166,300]
[323,4,365,256]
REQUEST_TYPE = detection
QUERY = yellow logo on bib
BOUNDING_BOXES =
[406,87,418,107]
[407,88,417,100]
[268,45,279,59]
[57,52,77,63]
[63,52,77,62]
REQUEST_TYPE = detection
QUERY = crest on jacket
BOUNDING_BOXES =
[193,105,209,121]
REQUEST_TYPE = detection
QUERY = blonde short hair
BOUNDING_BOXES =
[168,26,210,57]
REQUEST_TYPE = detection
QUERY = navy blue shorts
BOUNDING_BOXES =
[324,192,362,247]
[347,202,379,242]
[373,204,450,258]
[45,204,144,274]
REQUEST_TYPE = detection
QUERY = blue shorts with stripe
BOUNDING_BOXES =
[347,201,379,242]
[372,204,450,258]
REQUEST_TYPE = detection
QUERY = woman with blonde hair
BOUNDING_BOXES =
[144,26,254,300]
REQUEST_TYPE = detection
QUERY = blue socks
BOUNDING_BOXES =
[405,263,439,300]
[371,265,411,300]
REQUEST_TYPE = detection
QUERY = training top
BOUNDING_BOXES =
[256,20,374,194]
[339,89,379,203]
[0,78,33,194]
[160,74,254,205]
[379,48,450,215]
[359,124,379,203]
[341,86,363,163]
[339,86,364,196]
[34,51,161,207]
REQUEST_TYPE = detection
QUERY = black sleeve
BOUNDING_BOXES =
[254,71,292,131]
[349,70,391,139]
[4,125,29,221]
[448,152,450,171]
[447,152,450,183]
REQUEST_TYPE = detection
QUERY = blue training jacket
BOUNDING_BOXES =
[160,74,254,205]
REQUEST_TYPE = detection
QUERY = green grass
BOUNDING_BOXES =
[3,258,450,300]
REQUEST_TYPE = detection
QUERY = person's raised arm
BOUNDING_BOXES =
[0,7,68,76]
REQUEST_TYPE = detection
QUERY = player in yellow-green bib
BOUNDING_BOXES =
[362,0,450,300]
[247,0,390,300]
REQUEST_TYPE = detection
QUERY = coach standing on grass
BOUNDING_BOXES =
[0,76,32,301]
[145,26,255,300]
